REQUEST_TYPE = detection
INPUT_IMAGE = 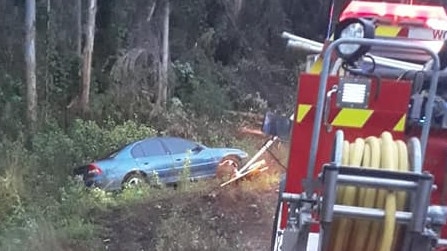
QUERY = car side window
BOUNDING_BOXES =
[140,139,166,157]
[131,143,145,158]
[162,138,197,154]
[130,139,166,158]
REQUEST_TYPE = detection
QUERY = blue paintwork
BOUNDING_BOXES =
[77,136,248,190]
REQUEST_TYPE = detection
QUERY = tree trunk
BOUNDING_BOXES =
[156,0,169,110]
[25,0,37,134]
[79,0,97,114]
[75,0,82,57]
[44,0,51,120]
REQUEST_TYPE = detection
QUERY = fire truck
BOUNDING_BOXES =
[262,0,447,250]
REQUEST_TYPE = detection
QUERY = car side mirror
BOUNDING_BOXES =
[261,111,292,140]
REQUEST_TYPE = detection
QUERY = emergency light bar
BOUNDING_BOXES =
[340,1,447,29]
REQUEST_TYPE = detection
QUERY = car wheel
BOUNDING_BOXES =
[217,155,241,181]
[123,172,146,188]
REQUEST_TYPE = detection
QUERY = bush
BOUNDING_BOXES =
[0,72,24,139]
[68,118,157,162]
[172,57,231,119]
[0,111,256,251]
[0,118,159,250]
[31,118,157,175]
[32,124,79,181]
[0,139,33,225]
[0,219,66,251]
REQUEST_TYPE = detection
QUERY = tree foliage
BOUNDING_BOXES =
[7,1,447,248]
[0,0,331,136]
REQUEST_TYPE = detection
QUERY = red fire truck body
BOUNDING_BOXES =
[269,1,447,250]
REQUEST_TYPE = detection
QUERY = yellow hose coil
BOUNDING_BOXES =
[328,132,409,251]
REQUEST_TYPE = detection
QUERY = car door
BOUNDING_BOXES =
[131,138,175,183]
[160,137,215,180]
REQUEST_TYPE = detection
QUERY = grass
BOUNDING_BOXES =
[0,163,247,250]
[0,167,281,251]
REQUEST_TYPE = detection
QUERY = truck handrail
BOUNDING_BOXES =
[281,31,425,71]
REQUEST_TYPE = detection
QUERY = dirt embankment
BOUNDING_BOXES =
[96,142,286,251]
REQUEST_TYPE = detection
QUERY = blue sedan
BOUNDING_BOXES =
[73,136,249,190]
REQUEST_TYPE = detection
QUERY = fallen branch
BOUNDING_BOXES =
[146,1,156,23]
[220,159,267,187]
[238,127,265,137]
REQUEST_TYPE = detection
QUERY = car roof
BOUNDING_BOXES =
[140,136,184,141]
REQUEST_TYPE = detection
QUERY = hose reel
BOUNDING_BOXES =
[318,130,443,251]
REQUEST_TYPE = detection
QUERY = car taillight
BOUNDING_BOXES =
[87,164,102,175]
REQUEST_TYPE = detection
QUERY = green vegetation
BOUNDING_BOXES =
[0,120,155,250]
[4,0,447,249]
[0,0,297,249]
[0,117,271,250]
